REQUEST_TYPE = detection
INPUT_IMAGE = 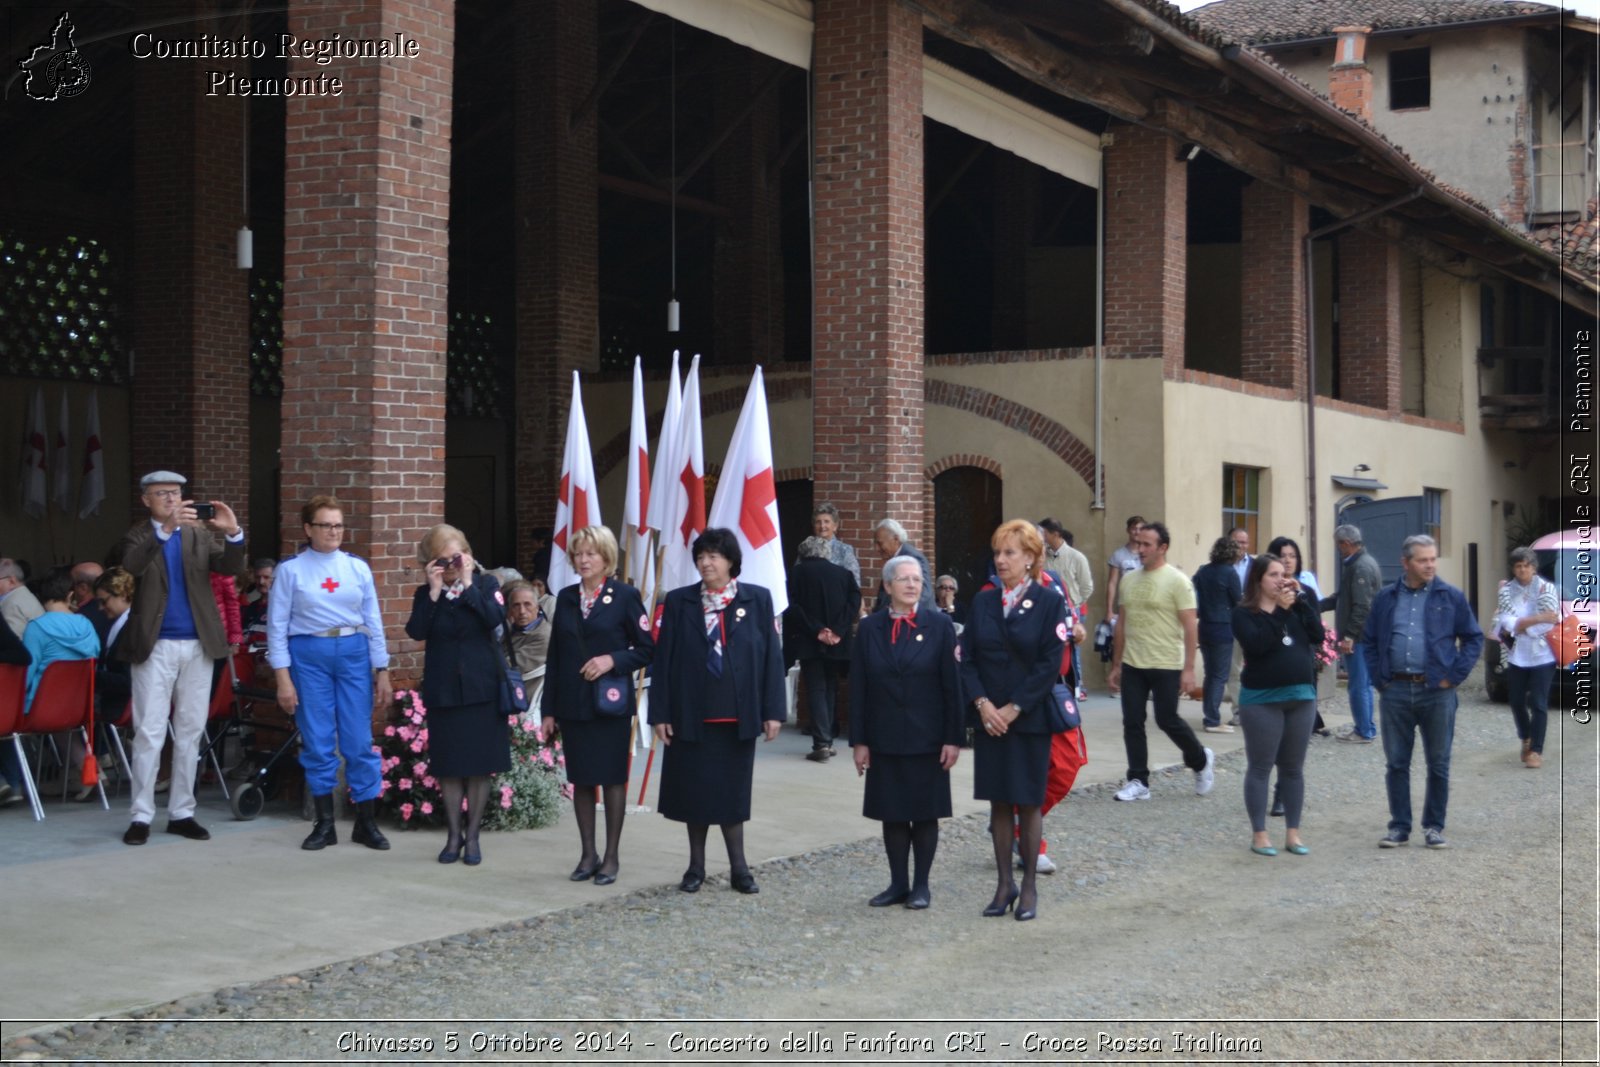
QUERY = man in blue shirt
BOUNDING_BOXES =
[1361,534,1483,850]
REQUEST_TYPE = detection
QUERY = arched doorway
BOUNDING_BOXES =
[933,465,1003,602]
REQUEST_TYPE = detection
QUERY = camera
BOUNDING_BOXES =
[192,502,216,521]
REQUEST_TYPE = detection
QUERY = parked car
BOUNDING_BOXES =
[1484,528,1597,704]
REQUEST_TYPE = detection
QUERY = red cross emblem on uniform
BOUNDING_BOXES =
[321,577,339,593]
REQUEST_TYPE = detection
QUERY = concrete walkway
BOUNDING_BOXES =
[0,688,1314,1024]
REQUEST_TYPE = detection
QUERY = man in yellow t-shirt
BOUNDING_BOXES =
[1107,521,1213,801]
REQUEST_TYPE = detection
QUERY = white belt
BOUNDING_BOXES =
[308,626,364,638]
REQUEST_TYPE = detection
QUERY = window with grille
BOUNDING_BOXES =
[0,234,129,383]
[1222,465,1262,549]
[1389,48,1430,110]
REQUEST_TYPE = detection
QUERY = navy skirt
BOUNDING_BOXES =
[556,714,632,787]
[426,700,511,778]
[863,751,952,823]
[658,722,756,825]
[971,729,1049,806]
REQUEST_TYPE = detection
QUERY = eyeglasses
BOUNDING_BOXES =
[936,585,957,592]
[145,489,182,500]
[308,523,345,531]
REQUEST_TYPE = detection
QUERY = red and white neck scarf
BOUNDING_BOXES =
[1001,580,1029,618]
[888,608,918,644]
[580,583,604,619]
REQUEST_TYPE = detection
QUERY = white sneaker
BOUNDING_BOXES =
[1114,779,1151,802]
[1035,851,1057,874]
[1195,747,1216,795]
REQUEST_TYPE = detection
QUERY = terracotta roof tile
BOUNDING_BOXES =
[1531,198,1600,275]
[1187,0,1561,45]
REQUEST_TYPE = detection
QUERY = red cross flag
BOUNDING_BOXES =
[624,356,654,605]
[19,386,47,519]
[707,366,786,615]
[78,389,104,519]
[548,371,603,592]
[51,390,71,514]
[657,354,705,597]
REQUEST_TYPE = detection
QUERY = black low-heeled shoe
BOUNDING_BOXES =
[438,839,461,864]
[463,838,482,866]
[679,868,705,893]
[869,885,910,907]
[569,862,598,881]
[593,868,618,886]
[730,869,760,894]
[982,887,1019,917]
[905,886,931,910]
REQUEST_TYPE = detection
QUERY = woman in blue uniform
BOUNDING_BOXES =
[539,526,653,886]
[268,495,392,852]
[405,524,509,867]
[650,528,786,895]
[958,519,1066,922]
[849,555,963,910]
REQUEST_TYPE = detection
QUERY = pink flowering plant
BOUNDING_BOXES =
[1315,628,1340,668]
[377,689,568,831]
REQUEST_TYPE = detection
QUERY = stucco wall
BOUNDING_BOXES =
[1272,27,1528,217]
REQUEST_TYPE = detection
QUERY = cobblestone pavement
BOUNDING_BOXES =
[4,682,1596,1064]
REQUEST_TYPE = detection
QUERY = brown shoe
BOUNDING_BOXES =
[1526,751,1542,769]
[123,821,150,846]
[1521,739,1532,764]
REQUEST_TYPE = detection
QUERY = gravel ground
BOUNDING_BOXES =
[5,678,1596,1065]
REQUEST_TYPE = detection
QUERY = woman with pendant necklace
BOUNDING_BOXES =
[1231,553,1324,857]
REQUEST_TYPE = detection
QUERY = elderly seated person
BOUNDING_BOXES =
[503,578,558,681]
[933,574,967,627]
[23,572,101,709]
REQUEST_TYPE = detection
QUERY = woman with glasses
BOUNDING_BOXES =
[267,495,392,853]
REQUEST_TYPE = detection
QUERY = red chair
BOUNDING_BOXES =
[196,650,266,801]
[98,699,133,799]
[17,658,105,819]
[0,664,44,820]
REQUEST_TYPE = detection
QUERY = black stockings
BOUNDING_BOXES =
[573,783,628,873]
[990,802,1040,910]
[685,821,748,876]
[881,820,940,892]
[441,775,492,847]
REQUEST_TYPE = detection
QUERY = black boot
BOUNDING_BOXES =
[302,794,338,851]
[351,799,391,851]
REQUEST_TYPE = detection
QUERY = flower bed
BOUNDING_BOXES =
[377,689,570,831]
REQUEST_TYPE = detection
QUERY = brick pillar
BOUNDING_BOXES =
[1103,122,1187,375]
[1328,27,1373,121]
[131,0,248,525]
[991,153,1033,350]
[1337,229,1401,411]
[715,52,784,364]
[1240,182,1307,392]
[281,0,455,677]
[813,0,925,579]
[514,0,598,556]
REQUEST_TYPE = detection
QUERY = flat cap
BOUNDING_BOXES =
[139,470,187,489]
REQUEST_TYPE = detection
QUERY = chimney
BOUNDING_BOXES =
[1328,25,1373,122]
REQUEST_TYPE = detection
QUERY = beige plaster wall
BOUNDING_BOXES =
[0,379,133,571]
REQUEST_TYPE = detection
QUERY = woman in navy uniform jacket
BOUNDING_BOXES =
[849,555,963,911]
[650,528,785,895]
[405,524,510,867]
[959,519,1067,922]
[539,525,654,887]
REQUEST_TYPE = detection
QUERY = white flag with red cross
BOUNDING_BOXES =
[623,356,654,605]
[51,390,71,513]
[657,355,705,597]
[78,390,105,519]
[707,366,786,615]
[547,372,603,592]
[19,387,47,519]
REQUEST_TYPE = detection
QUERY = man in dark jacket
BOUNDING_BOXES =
[1361,534,1483,850]
[1324,523,1385,742]
[785,537,861,761]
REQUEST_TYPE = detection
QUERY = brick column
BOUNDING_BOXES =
[1103,122,1187,375]
[513,0,598,554]
[1240,182,1307,392]
[715,52,784,364]
[1337,229,1401,411]
[813,0,925,579]
[131,0,248,524]
[281,0,454,677]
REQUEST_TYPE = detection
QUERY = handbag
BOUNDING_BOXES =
[575,615,631,717]
[1546,613,1586,670]
[496,633,529,714]
[1046,681,1081,733]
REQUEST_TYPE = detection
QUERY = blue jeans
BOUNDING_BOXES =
[1199,641,1232,727]
[1378,680,1457,835]
[1508,661,1556,754]
[1345,650,1376,739]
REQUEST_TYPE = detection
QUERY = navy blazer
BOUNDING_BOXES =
[958,580,1068,736]
[405,575,506,710]
[539,579,654,722]
[784,556,861,663]
[649,581,786,742]
[848,605,964,755]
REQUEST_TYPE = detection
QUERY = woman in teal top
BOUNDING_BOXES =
[22,572,100,709]
[1231,554,1324,857]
